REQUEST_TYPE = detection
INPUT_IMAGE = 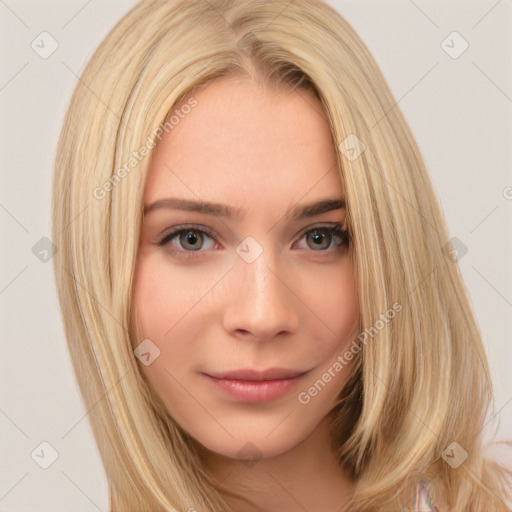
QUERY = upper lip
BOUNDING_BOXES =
[205,367,309,381]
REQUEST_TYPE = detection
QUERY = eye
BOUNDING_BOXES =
[295,224,349,251]
[157,225,216,255]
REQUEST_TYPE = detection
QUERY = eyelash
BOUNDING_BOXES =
[156,223,349,259]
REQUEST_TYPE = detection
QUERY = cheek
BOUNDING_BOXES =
[134,268,170,338]
[132,254,207,339]
[332,269,358,333]
[298,259,359,392]
[131,256,202,411]
[303,258,359,347]
[131,256,195,379]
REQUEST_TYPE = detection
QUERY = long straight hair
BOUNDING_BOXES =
[51,0,511,510]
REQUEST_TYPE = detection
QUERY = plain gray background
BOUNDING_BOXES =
[1,1,511,510]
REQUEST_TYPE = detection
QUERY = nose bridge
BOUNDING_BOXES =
[223,243,300,339]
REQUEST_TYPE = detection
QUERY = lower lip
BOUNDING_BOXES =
[203,374,305,403]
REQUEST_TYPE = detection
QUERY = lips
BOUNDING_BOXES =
[202,367,310,403]
[204,367,309,381]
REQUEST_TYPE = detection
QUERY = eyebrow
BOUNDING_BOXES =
[143,197,345,220]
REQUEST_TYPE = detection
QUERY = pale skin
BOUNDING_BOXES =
[132,75,360,511]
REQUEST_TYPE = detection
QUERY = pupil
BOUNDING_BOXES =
[309,231,329,250]
[182,231,202,250]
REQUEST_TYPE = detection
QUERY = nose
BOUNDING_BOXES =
[222,250,300,341]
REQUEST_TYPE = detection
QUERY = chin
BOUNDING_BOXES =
[184,420,312,463]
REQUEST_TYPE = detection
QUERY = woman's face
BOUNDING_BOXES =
[132,76,359,461]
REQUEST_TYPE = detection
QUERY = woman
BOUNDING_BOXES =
[51,0,511,510]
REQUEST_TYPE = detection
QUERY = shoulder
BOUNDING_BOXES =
[412,480,450,512]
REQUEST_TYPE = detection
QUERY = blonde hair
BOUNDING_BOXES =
[51,0,511,510]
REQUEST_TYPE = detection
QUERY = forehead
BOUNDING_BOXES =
[143,76,342,209]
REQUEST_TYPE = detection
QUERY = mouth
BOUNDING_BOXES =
[204,367,310,381]
[201,367,311,403]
